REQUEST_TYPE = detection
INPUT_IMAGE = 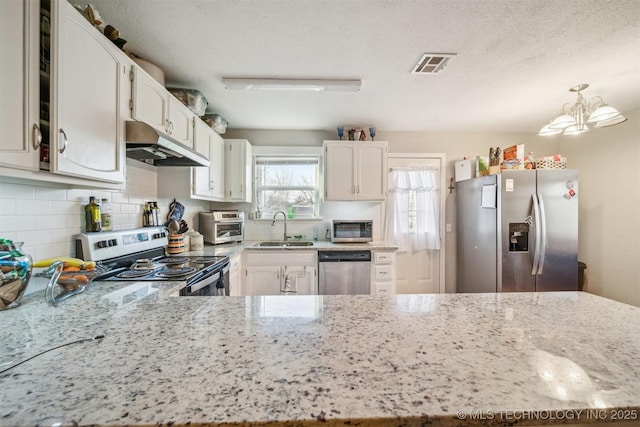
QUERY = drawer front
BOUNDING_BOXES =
[245,251,316,266]
[375,283,394,295]
[374,265,393,281]
[374,252,394,264]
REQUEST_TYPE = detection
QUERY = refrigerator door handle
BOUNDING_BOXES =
[531,194,542,275]
[537,194,547,275]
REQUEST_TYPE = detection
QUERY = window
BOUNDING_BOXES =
[254,156,321,218]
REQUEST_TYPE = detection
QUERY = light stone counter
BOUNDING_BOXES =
[180,240,398,257]
[1,288,639,427]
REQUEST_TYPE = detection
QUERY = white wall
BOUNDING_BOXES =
[556,108,640,307]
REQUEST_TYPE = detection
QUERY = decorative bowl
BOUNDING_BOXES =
[35,261,107,306]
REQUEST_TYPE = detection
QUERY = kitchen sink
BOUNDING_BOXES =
[256,241,314,247]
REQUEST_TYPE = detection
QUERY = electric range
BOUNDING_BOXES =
[75,227,230,296]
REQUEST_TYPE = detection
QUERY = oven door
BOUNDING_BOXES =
[180,263,230,296]
[213,222,244,244]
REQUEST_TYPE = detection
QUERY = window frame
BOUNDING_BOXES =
[252,147,324,219]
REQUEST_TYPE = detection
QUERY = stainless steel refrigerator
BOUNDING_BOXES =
[456,169,578,292]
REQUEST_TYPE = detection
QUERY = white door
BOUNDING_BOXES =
[387,155,445,294]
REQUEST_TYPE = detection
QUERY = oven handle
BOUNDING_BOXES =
[184,271,220,294]
[183,262,230,294]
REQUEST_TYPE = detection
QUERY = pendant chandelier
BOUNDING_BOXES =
[539,83,627,136]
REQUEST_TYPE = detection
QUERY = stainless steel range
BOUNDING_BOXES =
[75,227,230,296]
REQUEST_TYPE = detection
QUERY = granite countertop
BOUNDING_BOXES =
[195,240,398,253]
[1,286,639,426]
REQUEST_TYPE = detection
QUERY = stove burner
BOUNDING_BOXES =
[156,267,197,278]
[117,269,154,279]
[192,256,220,264]
[158,257,189,265]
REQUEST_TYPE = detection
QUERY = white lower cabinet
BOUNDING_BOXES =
[243,251,317,296]
[228,253,242,296]
[371,250,397,295]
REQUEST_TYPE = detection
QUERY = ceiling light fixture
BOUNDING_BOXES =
[538,83,627,136]
[221,78,361,92]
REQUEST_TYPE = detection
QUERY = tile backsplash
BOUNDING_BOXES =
[0,160,210,295]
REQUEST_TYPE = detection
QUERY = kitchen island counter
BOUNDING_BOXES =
[1,289,639,426]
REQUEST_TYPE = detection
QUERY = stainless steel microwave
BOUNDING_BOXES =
[331,220,373,243]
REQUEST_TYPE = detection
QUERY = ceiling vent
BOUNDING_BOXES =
[411,53,457,74]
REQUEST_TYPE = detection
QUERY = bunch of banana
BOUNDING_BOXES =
[33,257,96,270]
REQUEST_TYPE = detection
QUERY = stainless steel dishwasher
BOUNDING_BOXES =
[318,250,371,295]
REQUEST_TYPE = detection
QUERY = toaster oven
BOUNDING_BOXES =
[200,211,244,245]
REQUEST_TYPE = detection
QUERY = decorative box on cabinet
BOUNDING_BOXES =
[324,140,387,200]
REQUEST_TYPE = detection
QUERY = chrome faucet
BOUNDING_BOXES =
[272,211,288,241]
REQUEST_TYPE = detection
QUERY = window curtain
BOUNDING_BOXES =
[385,167,440,251]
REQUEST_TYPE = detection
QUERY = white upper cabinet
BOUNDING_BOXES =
[167,96,193,148]
[192,117,224,201]
[324,141,388,200]
[225,139,253,202]
[0,0,40,171]
[209,133,225,200]
[131,66,193,149]
[51,0,125,183]
[131,66,167,133]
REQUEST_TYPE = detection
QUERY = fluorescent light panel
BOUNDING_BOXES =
[222,78,361,92]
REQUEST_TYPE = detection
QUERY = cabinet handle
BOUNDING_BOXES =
[169,121,174,134]
[353,185,356,194]
[165,119,170,133]
[32,124,42,149]
[58,129,68,154]
[357,185,360,194]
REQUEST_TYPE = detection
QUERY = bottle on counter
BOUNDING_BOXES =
[151,202,159,226]
[85,196,102,232]
[100,198,113,231]
[143,202,153,227]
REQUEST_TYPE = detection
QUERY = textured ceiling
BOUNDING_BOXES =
[84,0,640,134]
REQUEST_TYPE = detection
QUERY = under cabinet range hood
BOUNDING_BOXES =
[125,121,210,167]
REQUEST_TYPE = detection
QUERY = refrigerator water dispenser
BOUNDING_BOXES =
[508,223,529,252]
